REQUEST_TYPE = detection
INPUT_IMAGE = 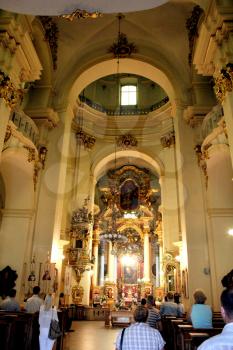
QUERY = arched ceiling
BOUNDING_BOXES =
[51,3,195,107]
[92,150,165,182]
[0,0,168,15]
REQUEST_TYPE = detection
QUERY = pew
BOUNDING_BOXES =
[0,309,66,350]
[187,332,210,350]
[176,324,223,350]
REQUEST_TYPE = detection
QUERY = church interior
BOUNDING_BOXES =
[0,0,233,348]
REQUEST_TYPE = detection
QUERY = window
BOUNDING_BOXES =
[121,85,137,106]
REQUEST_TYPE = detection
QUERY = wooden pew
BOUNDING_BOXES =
[187,332,209,350]
[177,324,223,350]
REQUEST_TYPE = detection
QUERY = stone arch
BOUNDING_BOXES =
[92,149,165,183]
[68,58,176,107]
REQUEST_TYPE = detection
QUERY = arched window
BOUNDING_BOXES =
[121,85,137,106]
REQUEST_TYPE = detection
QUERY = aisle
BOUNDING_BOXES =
[63,321,121,350]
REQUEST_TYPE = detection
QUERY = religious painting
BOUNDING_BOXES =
[182,269,189,298]
[120,179,139,211]
[123,265,137,284]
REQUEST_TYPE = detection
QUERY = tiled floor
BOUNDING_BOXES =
[63,321,121,350]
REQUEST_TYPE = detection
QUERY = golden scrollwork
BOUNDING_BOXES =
[40,17,59,70]
[61,9,103,21]
[72,284,84,304]
[0,70,23,108]
[116,133,138,149]
[160,131,175,148]
[214,63,233,103]
[76,127,96,150]
[194,144,210,188]
[24,145,36,162]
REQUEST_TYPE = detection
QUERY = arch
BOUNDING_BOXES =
[118,223,144,240]
[69,59,175,107]
[92,149,165,182]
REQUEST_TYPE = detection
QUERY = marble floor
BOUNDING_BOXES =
[63,321,121,350]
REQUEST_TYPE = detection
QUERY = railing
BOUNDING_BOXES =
[79,95,169,116]
[201,105,223,140]
[10,109,39,146]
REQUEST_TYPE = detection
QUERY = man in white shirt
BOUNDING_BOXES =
[198,288,233,350]
[25,286,43,313]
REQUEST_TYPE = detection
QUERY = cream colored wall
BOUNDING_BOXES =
[174,106,212,307]
[0,148,35,294]
[206,145,233,309]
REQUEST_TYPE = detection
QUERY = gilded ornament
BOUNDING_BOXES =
[214,63,233,103]
[108,32,137,58]
[40,17,59,70]
[24,146,36,162]
[160,131,175,148]
[61,9,103,21]
[0,70,23,108]
[186,5,203,65]
[116,133,138,149]
[4,124,12,144]
[76,127,96,150]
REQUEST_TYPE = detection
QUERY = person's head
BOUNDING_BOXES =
[44,294,53,311]
[193,289,207,304]
[8,289,16,298]
[174,293,180,304]
[141,298,147,306]
[33,286,40,295]
[59,292,64,298]
[167,292,174,301]
[147,295,154,307]
[134,305,148,323]
[220,288,233,322]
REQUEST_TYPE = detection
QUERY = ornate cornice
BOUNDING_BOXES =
[40,17,59,70]
[76,127,96,150]
[160,131,175,148]
[61,9,103,21]
[116,133,138,149]
[0,70,23,108]
[214,63,233,103]
[186,5,204,65]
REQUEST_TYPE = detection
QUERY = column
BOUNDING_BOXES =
[107,242,115,282]
[173,104,212,304]
[0,99,11,158]
[92,237,99,286]
[205,144,233,309]
[143,230,150,282]
[99,243,105,286]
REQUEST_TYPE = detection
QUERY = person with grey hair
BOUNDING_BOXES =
[115,305,165,350]
[189,289,212,329]
[39,294,59,350]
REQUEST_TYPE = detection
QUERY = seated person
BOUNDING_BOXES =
[115,305,165,350]
[198,283,233,349]
[174,292,185,316]
[189,289,212,329]
[160,292,181,317]
[146,295,162,331]
[0,289,20,311]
